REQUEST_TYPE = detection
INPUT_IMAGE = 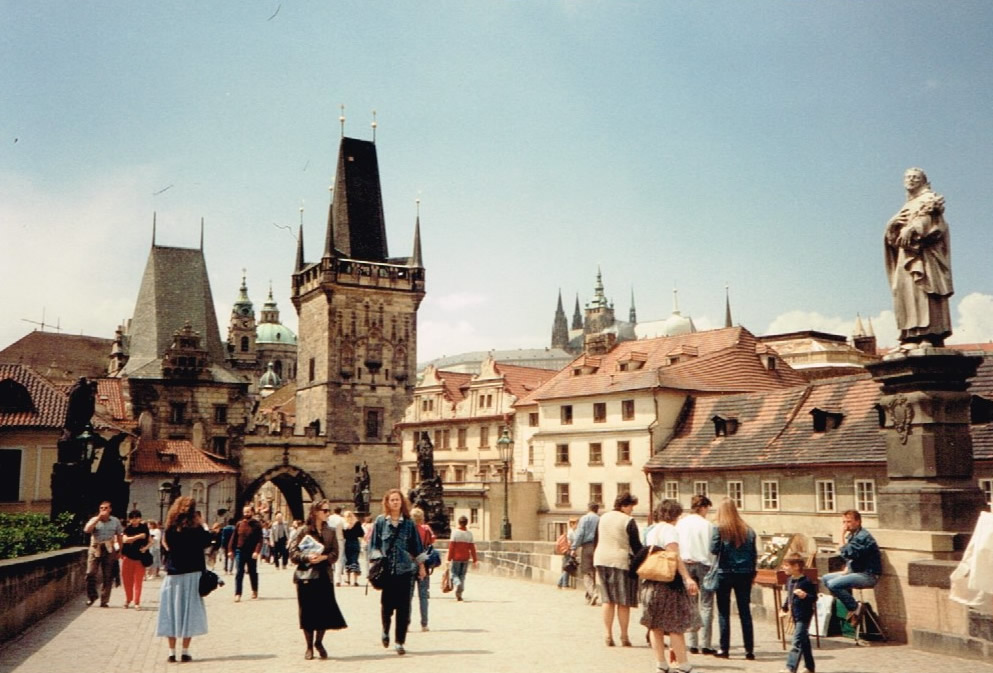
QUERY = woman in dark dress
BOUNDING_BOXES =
[288,499,347,660]
[342,510,364,585]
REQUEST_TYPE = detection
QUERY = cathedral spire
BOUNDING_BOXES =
[152,212,156,247]
[724,284,733,328]
[411,198,423,268]
[200,217,204,250]
[371,109,378,144]
[591,266,608,309]
[551,289,569,350]
[572,294,583,330]
[629,287,637,323]
[853,313,866,337]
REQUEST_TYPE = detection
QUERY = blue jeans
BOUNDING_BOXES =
[822,571,877,612]
[685,562,715,650]
[410,575,430,626]
[451,561,469,598]
[234,549,258,596]
[785,616,815,672]
[715,573,754,655]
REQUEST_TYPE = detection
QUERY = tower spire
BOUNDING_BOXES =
[572,294,583,330]
[724,283,733,328]
[152,212,156,247]
[672,286,680,314]
[629,287,637,323]
[551,288,569,350]
[323,185,335,258]
[295,207,305,272]
[371,109,378,144]
[411,198,423,268]
[200,217,204,250]
[339,104,345,138]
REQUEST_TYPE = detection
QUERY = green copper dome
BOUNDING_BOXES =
[256,322,297,345]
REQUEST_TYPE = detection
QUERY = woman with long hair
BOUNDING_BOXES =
[341,510,364,586]
[593,492,643,647]
[368,488,428,655]
[288,499,347,660]
[156,497,212,663]
[641,499,700,673]
[710,498,758,660]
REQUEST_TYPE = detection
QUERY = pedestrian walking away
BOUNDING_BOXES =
[571,501,601,605]
[368,489,428,655]
[288,499,347,660]
[83,500,123,608]
[156,497,212,663]
[410,507,436,630]
[327,506,346,586]
[342,510,364,586]
[227,504,262,601]
[447,515,478,602]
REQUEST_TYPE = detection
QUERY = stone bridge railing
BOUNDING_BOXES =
[0,547,88,643]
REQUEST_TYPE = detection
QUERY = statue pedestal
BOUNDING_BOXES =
[867,348,986,532]
[409,477,450,539]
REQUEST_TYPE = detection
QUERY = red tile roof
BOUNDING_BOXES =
[95,378,128,421]
[130,438,237,475]
[0,363,67,429]
[492,362,558,400]
[0,332,112,384]
[524,327,806,403]
[435,370,474,405]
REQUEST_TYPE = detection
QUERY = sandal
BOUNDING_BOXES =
[605,636,615,647]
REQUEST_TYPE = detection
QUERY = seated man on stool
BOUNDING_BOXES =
[822,509,881,624]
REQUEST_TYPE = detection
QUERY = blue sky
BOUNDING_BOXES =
[3,2,993,363]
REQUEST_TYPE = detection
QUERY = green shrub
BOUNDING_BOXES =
[0,512,74,560]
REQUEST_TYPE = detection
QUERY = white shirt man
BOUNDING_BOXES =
[675,495,716,654]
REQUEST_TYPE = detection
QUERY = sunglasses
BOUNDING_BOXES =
[319,508,331,513]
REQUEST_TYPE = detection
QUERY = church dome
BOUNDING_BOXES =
[259,361,282,389]
[661,311,696,337]
[256,322,297,345]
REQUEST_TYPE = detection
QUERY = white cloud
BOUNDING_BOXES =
[948,292,993,346]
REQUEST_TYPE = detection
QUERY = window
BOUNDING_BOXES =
[442,429,450,449]
[470,508,479,524]
[980,479,993,509]
[211,436,228,456]
[560,405,573,425]
[816,479,836,512]
[410,468,418,486]
[479,426,489,448]
[433,429,442,448]
[762,480,780,511]
[529,412,539,427]
[811,408,844,432]
[308,357,315,382]
[855,479,877,513]
[454,466,466,482]
[240,336,249,352]
[593,402,606,423]
[556,483,570,506]
[693,481,709,498]
[437,467,448,483]
[556,443,570,465]
[617,482,630,499]
[421,398,434,412]
[213,405,228,424]
[589,483,603,506]
[665,481,679,501]
[617,440,631,464]
[0,449,21,502]
[727,480,744,508]
[169,402,186,424]
[191,481,205,505]
[364,408,382,439]
[457,428,467,449]
[589,442,603,465]
[622,399,635,421]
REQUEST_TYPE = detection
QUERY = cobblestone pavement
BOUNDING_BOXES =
[2,562,991,673]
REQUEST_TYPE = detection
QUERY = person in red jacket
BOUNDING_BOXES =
[227,504,262,601]
[446,516,478,602]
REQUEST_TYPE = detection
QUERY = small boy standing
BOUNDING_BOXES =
[780,552,816,673]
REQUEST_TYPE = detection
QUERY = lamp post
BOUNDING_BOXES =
[496,428,513,540]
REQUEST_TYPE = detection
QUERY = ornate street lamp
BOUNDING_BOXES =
[158,482,173,523]
[496,428,514,540]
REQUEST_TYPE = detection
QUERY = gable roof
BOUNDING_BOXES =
[526,327,806,403]
[493,362,558,401]
[0,363,67,429]
[646,374,884,472]
[129,438,237,475]
[0,332,112,384]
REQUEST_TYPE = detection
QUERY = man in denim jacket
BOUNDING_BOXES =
[822,509,881,623]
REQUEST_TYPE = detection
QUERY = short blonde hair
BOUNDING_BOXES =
[410,507,425,524]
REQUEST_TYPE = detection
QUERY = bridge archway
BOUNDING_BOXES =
[241,464,324,521]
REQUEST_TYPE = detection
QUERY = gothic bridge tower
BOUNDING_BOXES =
[287,134,425,500]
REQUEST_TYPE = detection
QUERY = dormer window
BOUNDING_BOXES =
[711,415,739,437]
[810,408,843,432]
[0,380,34,413]
[765,355,777,370]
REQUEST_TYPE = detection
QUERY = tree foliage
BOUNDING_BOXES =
[0,512,74,560]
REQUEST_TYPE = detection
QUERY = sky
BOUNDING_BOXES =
[3,2,993,364]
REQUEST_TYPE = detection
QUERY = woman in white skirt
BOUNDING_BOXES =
[157,496,212,663]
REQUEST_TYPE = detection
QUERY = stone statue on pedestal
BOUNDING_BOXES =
[884,167,954,349]
[408,432,450,538]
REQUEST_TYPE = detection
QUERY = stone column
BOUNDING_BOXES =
[867,348,986,532]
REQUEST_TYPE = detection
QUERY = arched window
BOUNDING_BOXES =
[274,360,283,378]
